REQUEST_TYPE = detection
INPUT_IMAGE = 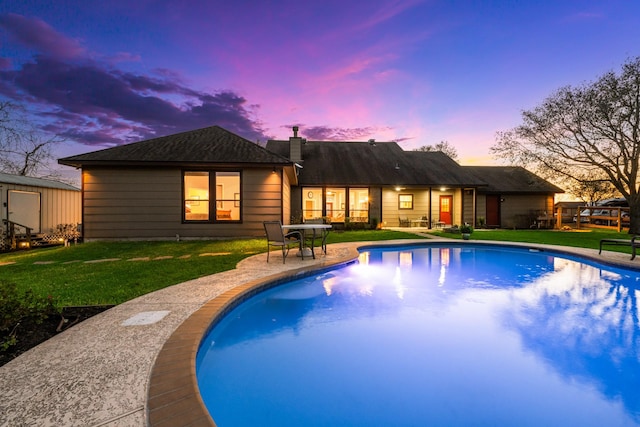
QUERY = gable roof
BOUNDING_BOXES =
[0,172,79,191]
[266,139,484,187]
[464,166,564,194]
[59,125,292,168]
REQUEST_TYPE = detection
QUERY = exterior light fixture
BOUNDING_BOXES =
[440,187,447,192]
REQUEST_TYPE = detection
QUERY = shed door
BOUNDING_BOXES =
[8,190,41,233]
[486,195,500,227]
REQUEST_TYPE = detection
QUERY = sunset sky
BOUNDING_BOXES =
[1,0,640,181]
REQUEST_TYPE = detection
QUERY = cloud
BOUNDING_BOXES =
[0,14,269,146]
[0,13,86,59]
[299,125,392,141]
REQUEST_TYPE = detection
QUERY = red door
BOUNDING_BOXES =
[439,195,453,225]
[486,195,500,227]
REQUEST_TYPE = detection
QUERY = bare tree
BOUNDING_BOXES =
[492,57,640,233]
[0,101,64,178]
[415,140,458,160]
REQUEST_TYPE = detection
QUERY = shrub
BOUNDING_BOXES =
[0,281,58,351]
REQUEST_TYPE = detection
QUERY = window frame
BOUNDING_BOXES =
[398,193,414,210]
[182,169,242,223]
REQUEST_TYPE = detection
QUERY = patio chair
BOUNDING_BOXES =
[263,221,303,263]
[398,217,410,227]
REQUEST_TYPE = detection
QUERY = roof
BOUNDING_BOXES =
[266,139,484,187]
[464,166,564,194]
[58,125,293,168]
[0,172,79,191]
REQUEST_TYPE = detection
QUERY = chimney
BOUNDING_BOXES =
[289,126,302,162]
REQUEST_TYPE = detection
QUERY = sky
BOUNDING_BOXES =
[1,0,640,183]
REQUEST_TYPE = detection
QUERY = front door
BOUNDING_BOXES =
[439,195,452,225]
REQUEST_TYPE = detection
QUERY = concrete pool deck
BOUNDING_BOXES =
[1,236,639,426]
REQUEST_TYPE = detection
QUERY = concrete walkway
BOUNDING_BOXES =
[1,237,638,426]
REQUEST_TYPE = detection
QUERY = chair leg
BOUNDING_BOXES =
[282,245,286,264]
[267,244,270,263]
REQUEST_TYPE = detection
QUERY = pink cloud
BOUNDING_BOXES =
[0,13,86,59]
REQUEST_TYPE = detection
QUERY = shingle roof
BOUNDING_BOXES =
[266,139,485,187]
[464,166,564,194]
[0,172,79,191]
[58,126,292,167]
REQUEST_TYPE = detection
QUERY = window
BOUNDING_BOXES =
[349,188,369,222]
[303,187,323,220]
[183,171,241,222]
[184,172,210,221]
[399,194,413,210]
[326,188,346,222]
[215,172,240,221]
[302,187,369,223]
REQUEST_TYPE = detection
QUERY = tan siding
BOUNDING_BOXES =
[82,167,282,240]
[500,194,549,228]
[0,182,80,233]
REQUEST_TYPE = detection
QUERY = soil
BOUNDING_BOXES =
[0,305,113,367]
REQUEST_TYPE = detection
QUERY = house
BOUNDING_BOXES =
[0,172,81,249]
[58,125,563,240]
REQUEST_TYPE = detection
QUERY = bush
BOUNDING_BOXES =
[0,281,58,351]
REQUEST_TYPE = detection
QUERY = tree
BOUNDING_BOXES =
[492,57,640,233]
[415,140,458,160]
[0,101,64,178]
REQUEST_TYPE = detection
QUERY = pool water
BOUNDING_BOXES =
[196,244,640,426]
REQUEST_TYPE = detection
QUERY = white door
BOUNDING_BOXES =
[8,190,41,233]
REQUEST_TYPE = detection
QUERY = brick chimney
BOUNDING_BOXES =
[289,126,302,162]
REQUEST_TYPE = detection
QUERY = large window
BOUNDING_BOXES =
[184,171,241,222]
[302,186,369,223]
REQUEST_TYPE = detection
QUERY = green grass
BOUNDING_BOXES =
[0,230,420,307]
[433,228,632,250]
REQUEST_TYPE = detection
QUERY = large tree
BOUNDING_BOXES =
[492,57,640,233]
[0,101,64,178]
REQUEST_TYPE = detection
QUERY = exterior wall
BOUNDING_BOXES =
[476,194,487,225]
[0,182,80,234]
[82,167,282,240]
[496,194,551,228]
[462,189,475,226]
[382,188,461,226]
[369,186,382,225]
[282,171,291,225]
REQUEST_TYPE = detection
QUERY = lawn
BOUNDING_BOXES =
[0,230,421,307]
[433,227,632,250]
[0,228,635,307]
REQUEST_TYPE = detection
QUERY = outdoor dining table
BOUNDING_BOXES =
[281,223,331,259]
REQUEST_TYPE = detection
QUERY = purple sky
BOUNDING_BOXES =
[1,0,639,180]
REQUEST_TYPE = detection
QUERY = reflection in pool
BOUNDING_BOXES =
[196,244,640,426]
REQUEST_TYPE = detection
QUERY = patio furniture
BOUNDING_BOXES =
[263,221,303,263]
[282,223,332,259]
[398,217,410,227]
[599,235,640,260]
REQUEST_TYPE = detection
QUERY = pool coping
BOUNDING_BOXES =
[146,239,640,426]
[146,244,362,426]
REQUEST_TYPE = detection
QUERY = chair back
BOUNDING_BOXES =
[263,221,284,242]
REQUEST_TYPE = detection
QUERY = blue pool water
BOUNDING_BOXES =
[196,244,640,426]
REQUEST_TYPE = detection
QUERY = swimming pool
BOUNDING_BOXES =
[196,244,640,426]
